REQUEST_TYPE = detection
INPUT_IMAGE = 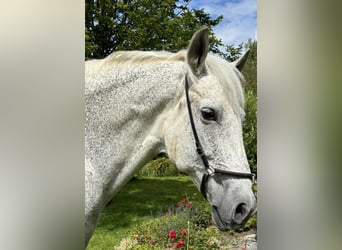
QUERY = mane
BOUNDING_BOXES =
[104,50,186,65]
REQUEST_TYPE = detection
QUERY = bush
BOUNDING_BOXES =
[137,156,181,177]
[243,90,257,175]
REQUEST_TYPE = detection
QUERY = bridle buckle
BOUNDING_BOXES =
[207,166,215,176]
[251,173,256,184]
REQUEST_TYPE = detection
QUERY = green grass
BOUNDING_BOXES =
[87,176,207,250]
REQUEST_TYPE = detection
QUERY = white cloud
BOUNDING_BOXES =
[189,0,257,47]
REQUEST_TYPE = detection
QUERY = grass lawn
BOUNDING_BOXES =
[87,176,208,250]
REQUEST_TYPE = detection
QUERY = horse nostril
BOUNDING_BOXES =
[233,203,248,224]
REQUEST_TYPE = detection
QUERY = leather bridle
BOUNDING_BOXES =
[184,74,255,200]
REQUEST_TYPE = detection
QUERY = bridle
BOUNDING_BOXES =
[184,74,255,200]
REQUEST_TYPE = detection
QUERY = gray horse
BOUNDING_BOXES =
[85,27,256,246]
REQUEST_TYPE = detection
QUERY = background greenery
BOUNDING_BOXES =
[137,154,181,177]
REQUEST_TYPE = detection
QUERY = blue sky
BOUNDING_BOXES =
[188,0,257,47]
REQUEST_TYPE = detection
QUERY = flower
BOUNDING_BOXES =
[173,242,180,248]
[177,202,181,207]
[187,202,193,208]
[178,239,185,247]
[169,229,177,239]
[181,198,187,204]
[179,229,186,236]
[173,239,185,248]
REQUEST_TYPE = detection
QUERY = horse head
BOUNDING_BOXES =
[164,27,256,230]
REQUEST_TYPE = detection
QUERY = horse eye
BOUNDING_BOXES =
[201,107,216,121]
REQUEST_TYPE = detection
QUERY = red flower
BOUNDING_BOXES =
[177,202,181,207]
[187,202,193,208]
[181,198,187,204]
[173,242,180,248]
[173,239,185,248]
[179,229,186,236]
[135,235,140,242]
[169,229,177,239]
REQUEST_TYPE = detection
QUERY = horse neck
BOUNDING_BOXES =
[110,61,186,135]
[85,60,186,177]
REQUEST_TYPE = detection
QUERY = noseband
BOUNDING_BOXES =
[184,75,255,200]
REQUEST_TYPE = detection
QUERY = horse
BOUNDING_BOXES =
[85,27,257,246]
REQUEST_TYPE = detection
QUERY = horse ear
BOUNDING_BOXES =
[232,49,250,72]
[187,27,209,75]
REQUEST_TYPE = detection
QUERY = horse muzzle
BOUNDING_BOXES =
[211,197,257,230]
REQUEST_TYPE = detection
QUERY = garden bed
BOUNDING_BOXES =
[87,176,257,249]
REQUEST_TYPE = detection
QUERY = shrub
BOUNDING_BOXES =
[243,90,257,175]
[137,156,181,177]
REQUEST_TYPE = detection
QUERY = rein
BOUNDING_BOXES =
[184,74,255,200]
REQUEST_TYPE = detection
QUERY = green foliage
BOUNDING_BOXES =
[85,0,223,59]
[85,26,98,60]
[242,39,257,94]
[219,43,243,62]
[137,156,181,177]
[243,213,257,230]
[243,90,257,175]
[116,198,220,249]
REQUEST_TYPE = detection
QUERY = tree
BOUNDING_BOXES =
[219,43,243,62]
[85,26,98,60]
[85,0,223,59]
